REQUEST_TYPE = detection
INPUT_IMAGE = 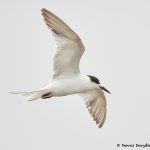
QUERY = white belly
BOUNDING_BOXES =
[44,75,98,96]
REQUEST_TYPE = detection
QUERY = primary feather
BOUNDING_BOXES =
[79,89,107,128]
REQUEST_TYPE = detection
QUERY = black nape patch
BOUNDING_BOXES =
[87,75,100,84]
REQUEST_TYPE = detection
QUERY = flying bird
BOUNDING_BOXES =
[11,8,111,128]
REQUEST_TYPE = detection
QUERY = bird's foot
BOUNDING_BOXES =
[41,92,52,99]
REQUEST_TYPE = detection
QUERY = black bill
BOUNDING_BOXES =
[99,86,111,94]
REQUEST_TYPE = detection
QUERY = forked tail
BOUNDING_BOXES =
[9,89,51,101]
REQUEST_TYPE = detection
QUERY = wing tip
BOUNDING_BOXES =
[98,123,104,128]
[41,8,48,17]
[41,8,50,18]
[41,8,54,16]
[41,8,48,13]
[97,118,105,128]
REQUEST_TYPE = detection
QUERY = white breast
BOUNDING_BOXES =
[44,75,98,96]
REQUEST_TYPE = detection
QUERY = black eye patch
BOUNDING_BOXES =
[87,75,100,84]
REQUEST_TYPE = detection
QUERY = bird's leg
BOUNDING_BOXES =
[41,92,52,99]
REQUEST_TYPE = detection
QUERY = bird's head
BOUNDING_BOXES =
[87,75,111,94]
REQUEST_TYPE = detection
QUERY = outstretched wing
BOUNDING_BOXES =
[41,8,85,79]
[79,89,107,128]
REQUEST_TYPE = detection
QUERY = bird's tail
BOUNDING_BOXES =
[9,89,49,101]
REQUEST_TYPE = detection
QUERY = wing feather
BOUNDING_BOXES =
[79,90,107,128]
[41,8,85,79]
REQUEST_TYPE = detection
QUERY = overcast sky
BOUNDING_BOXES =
[0,0,150,149]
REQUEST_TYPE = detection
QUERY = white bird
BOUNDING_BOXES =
[11,8,111,128]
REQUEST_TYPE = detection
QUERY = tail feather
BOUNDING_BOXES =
[9,90,48,101]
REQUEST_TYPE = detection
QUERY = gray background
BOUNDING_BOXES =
[1,0,150,149]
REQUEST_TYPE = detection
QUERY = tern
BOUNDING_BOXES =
[11,8,111,128]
